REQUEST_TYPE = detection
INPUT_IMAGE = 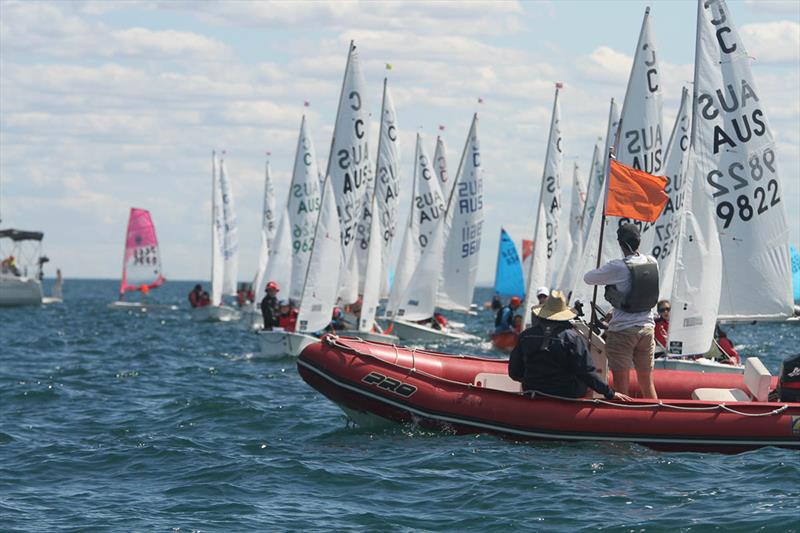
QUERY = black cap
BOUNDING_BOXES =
[617,223,640,249]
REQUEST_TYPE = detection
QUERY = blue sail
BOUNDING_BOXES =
[791,245,800,304]
[493,228,525,298]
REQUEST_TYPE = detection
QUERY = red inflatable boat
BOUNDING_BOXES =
[297,336,800,453]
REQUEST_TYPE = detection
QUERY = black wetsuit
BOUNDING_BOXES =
[508,320,615,400]
[260,294,279,330]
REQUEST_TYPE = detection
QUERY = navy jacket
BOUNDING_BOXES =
[508,320,615,400]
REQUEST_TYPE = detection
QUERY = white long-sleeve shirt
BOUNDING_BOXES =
[583,254,656,332]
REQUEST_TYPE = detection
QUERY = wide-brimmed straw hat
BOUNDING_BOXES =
[531,290,577,321]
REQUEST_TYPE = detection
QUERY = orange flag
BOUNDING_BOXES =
[605,159,668,222]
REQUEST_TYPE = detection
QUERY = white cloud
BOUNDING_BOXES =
[744,0,800,16]
[741,21,800,64]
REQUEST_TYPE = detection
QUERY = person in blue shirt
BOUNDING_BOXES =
[495,296,521,333]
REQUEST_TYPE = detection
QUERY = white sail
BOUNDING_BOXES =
[252,155,276,309]
[693,0,793,321]
[556,162,587,291]
[652,86,692,299]
[396,212,445,322]
[374,79,401,299]
[288,115,323,302]
[296,177,342,333]
[523,86,563,326]
[386,134,445,316]
[433,136,452,202]
[667,150,722,355]
[262,209,292,301]
[210,152,225,306]
[327,41,373,305]
[600,8,664,268]
[437,114,484,312]
[218,154,239,296]
[568,100,620,309]
[581,137,604,247]
[359,193,383,332]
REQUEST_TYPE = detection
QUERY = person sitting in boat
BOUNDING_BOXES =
[433,312,448,331]
[494,296,522,334]
[654,300,670,355]
[490,295,502,311]
[261,281,281,330]
[277,299,298,332]
[198,291,211,307]
[709,325,740,365]
[326,307,355,332]
[512,314,523,333]
[536,286,549,305]
[583,223,659,399]
[508,290,631,402]
[1,255,20,276]
[188,284,203,308]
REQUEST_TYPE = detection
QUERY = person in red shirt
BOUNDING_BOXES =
[654,300,670,354]
[714,325,740,364]
[277,300,298,332]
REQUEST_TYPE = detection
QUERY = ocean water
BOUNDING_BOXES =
[1,279,798,532]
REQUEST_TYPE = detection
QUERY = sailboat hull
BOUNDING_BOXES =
[391,319,469,342]
[0,275,43,307]
[258,330,317,358]
[191,305,241,322]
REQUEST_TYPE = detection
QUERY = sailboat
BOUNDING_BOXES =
[522,84,564,325]
[335,78,399,344]
[328,41,373,306]
[108,207,166,310]
[489,227,525,352]
[250,116,322,331]
[390,115,483,342]
[0,228,47,307]
[664,0,793,368]
[244,153,278,328]
[193,151,240,322]
[258,176,341,357]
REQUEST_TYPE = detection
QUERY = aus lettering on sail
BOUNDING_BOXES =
[376,109,399,246]
[415,149,446,249]
[457,136,483,259]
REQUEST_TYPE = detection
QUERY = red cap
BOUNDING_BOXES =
[266,281,280,292]
[510,296,521,307]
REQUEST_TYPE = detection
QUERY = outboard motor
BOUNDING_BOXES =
[778,354,800,402]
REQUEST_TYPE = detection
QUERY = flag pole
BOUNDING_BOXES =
[589,99,623,331]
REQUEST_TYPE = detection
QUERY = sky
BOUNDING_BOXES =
[1,0,798,284]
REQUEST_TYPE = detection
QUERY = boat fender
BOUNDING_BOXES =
[604,256,659,313]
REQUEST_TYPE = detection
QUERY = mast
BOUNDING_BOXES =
[211,150,216,292]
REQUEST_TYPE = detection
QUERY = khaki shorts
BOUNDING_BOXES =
[606,326,655,374]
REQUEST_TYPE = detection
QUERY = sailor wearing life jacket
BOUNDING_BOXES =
[508,290,631,402]
[584,223,659,399]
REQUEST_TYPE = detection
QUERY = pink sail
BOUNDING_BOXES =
[119,207,165,295]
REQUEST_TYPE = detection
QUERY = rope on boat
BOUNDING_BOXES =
[320,336,791,418]
[528,391,790,417]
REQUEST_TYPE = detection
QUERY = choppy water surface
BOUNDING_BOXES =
[1,280,798,531]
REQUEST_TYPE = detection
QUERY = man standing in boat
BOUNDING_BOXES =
[508,291,630,401]
[583,223,659,399]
